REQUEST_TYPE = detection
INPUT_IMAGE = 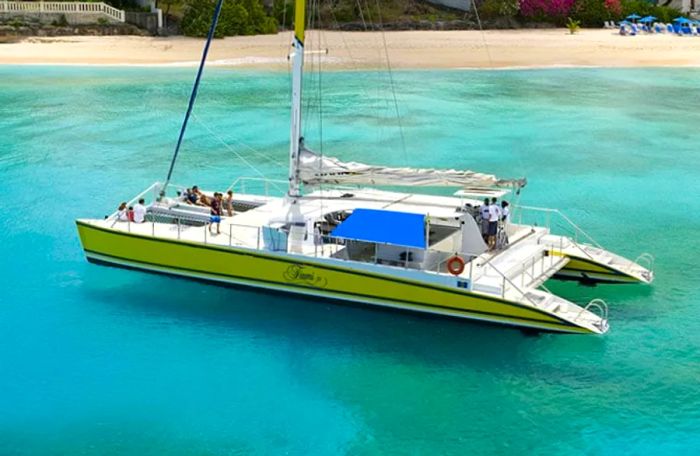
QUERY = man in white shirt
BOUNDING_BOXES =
[479,198,490,240]
[133,198,147,224]
[487,198,501,250]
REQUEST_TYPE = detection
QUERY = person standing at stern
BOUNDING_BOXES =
[210,193,223,235]
[487,197,501,250]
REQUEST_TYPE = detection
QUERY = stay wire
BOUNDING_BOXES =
[191,114,284,193]
[373,0,407,162]
[470,0,494,68]
[162,0,224,195]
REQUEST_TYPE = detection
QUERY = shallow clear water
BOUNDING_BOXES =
[0,66,699,454]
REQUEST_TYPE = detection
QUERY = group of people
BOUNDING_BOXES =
[116,199,147,224]
[184,186,235,217]
[183,185,235,235]
[479,197,510,251]
[114,185,236,236]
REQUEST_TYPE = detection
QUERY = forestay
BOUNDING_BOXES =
[298,149,526,189]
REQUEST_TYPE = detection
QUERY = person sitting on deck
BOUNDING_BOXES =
[224,190,234,217]
[209,192,223,235]
[479,197,490,241]
[487,197,501,250]
[133,198,147,224]
[117,202,128,221]
[185,188,198,205]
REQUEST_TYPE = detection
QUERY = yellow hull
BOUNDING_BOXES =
[557,256,641,284]
[76,221,595,334]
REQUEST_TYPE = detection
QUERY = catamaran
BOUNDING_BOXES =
[76,0,654,335]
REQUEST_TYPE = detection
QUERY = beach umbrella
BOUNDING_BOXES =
[673,17,690,23]
[626,14,642,20]
[639,16,657,23]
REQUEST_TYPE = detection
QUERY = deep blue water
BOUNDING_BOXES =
[0,66,699,454]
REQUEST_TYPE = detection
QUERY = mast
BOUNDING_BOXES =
[287,0,306,199]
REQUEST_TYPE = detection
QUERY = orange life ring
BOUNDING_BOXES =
[446,255,465,276]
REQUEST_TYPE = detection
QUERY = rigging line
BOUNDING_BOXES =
[162,0,224,194]
[191,114,284,193]
[354,0,367,29]
[470,0,494,68]
[327,2,359,69]
[230,137,285,167]
[373,0,408,162]
[317,1,324,156]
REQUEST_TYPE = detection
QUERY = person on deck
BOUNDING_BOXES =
[133,198,147,224]
[185,188,198,205]
[117,202,128,221]
[224,190,234,217]
[501,200,510,223]
[209,193,222,235]
[498,200,511,249]
[487,197,501,250]
[479,197,490,241]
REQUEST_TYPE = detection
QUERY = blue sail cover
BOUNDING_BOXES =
[331,208,426,249]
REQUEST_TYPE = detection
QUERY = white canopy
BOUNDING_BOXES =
[298,149,526,189]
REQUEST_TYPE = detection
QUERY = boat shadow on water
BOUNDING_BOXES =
[80,265,616,370]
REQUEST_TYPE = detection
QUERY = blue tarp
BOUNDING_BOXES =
[330,208,426,249]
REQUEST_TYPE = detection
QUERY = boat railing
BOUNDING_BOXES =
[575,298,609,332]
[515,205,655,279]
[434,253,476,282]
[633,252,655,273]
[514,205,604,249]
[481,261,541,308]
[107,182,164,223]
[226,177,287,197]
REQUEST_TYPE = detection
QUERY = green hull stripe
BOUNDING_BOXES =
[83,247,579,330]
[564,256,625,275]
[76,221,576,324]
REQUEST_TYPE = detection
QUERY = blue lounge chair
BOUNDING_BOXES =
[682,26,692,36]
[654,24,662,33]
[667,24,673,33]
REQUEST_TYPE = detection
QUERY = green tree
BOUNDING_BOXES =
[181,0,277,38]
[156,0,183,17]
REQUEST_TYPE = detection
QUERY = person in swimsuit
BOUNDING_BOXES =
[224,190,234,217]
[209,192,222,235]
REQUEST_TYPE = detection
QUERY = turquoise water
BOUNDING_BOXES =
[1,66,699,454]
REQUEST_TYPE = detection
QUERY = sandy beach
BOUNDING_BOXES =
[1,29,700,68]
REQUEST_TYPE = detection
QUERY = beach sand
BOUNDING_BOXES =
[1,29,700,69]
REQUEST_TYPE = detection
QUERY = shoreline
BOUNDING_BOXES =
[1,30,700,69]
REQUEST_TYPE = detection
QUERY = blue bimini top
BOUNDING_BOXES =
[330,208,426,249]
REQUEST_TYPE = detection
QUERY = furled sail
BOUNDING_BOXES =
[298,149,526,189]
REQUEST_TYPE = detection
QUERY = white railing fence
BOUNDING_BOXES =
[0,2,125,22]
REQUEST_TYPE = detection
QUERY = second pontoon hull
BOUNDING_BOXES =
[556,256,648,284]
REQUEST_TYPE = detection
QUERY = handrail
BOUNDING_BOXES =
[226,176,286,196]
[515,205,604,249]
[481,261,541,308]
[107,182,163,222]
[634,252,655,271]
[575,298,609,331]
